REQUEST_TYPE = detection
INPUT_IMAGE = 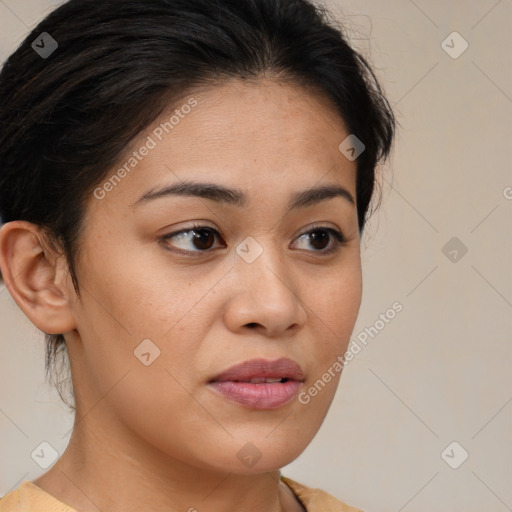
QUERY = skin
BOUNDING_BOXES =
[0,78,362,512]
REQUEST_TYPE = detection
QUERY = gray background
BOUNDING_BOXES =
[1,1,511,511]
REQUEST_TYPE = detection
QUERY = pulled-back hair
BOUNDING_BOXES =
[0,0,395,409]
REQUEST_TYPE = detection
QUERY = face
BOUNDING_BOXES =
[65,78,362,473]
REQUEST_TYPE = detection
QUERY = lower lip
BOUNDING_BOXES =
[208,380,301,409]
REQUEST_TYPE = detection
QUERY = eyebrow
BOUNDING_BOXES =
[131,180,355,210]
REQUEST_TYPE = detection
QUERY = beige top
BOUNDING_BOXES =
[0,477,365,512]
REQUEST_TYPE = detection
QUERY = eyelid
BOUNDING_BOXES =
[158,222,224,256]
[292,224,346,255]
[159,222,346,255]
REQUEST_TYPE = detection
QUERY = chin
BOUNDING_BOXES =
[195,436,308,475]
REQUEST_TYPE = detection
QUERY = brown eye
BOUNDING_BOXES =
[189,228,216,250]
[307,230,330,251]
[160,224,345,256]
[160,225,224,253]
[293,227,346,255]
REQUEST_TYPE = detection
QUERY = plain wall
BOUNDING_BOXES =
[1,1,511,511]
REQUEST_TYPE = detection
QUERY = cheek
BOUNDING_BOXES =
[309,263,362,358]
[296,271,362,429]
[99,365,221,468]
[76,242,199,341]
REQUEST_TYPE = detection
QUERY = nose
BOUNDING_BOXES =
[223,242,307,337]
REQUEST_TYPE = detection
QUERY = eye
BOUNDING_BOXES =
[292,225,346,255]
[160,224,224,254]
[159,223,346,255]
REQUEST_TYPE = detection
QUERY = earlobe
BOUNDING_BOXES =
[0,221,77,335]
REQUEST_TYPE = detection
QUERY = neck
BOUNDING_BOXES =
[33,410,297,512]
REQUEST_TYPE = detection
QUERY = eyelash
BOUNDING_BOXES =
[159,223,347,256]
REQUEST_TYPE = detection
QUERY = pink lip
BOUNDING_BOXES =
[208,358,304,410]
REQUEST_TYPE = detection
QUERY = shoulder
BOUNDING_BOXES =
[281,475,366,512]
[1,477,365,512]
[0,489,17,512]
[0,481,76,512]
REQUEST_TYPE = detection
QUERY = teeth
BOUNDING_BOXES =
[249,378,266,384]
[248,377,283,384]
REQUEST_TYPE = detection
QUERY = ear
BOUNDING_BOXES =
[0,221,77,335]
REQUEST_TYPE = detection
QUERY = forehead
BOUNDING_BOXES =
[179,77,347,149]
[133,77,349,162]
[87,78,357,217]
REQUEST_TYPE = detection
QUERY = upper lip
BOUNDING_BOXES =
[209,357,305,382]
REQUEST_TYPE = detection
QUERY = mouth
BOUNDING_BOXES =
[207,357,305,410]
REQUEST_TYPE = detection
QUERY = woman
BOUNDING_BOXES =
[0,0,394,510]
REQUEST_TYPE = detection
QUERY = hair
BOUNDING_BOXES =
[0,0,395,410]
